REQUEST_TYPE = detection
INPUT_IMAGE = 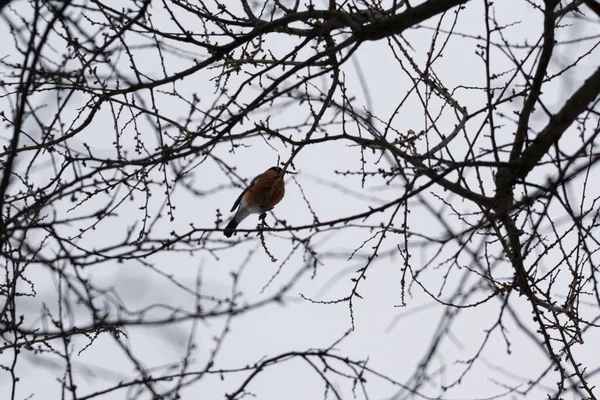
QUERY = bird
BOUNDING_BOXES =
[223,166,285,238]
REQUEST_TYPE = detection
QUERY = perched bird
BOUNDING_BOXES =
[223,166,285,238]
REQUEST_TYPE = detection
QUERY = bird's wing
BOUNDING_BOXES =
[230,173,262,212]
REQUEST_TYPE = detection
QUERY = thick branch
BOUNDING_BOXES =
[584,0,600,17]
[0,0,14,13]
[516,65,600,180]
[510,0,557,164]
[356,0,471,41]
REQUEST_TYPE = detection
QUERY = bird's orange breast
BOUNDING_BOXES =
[246,170,285,210]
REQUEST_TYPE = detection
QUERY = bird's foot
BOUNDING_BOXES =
[258,213,271,230]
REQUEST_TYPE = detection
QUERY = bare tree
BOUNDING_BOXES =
[1,0,600,399]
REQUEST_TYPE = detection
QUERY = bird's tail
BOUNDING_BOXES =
[223,219,239,238]
[224,208,250,238]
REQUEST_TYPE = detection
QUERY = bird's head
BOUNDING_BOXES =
[268,166,284,175]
